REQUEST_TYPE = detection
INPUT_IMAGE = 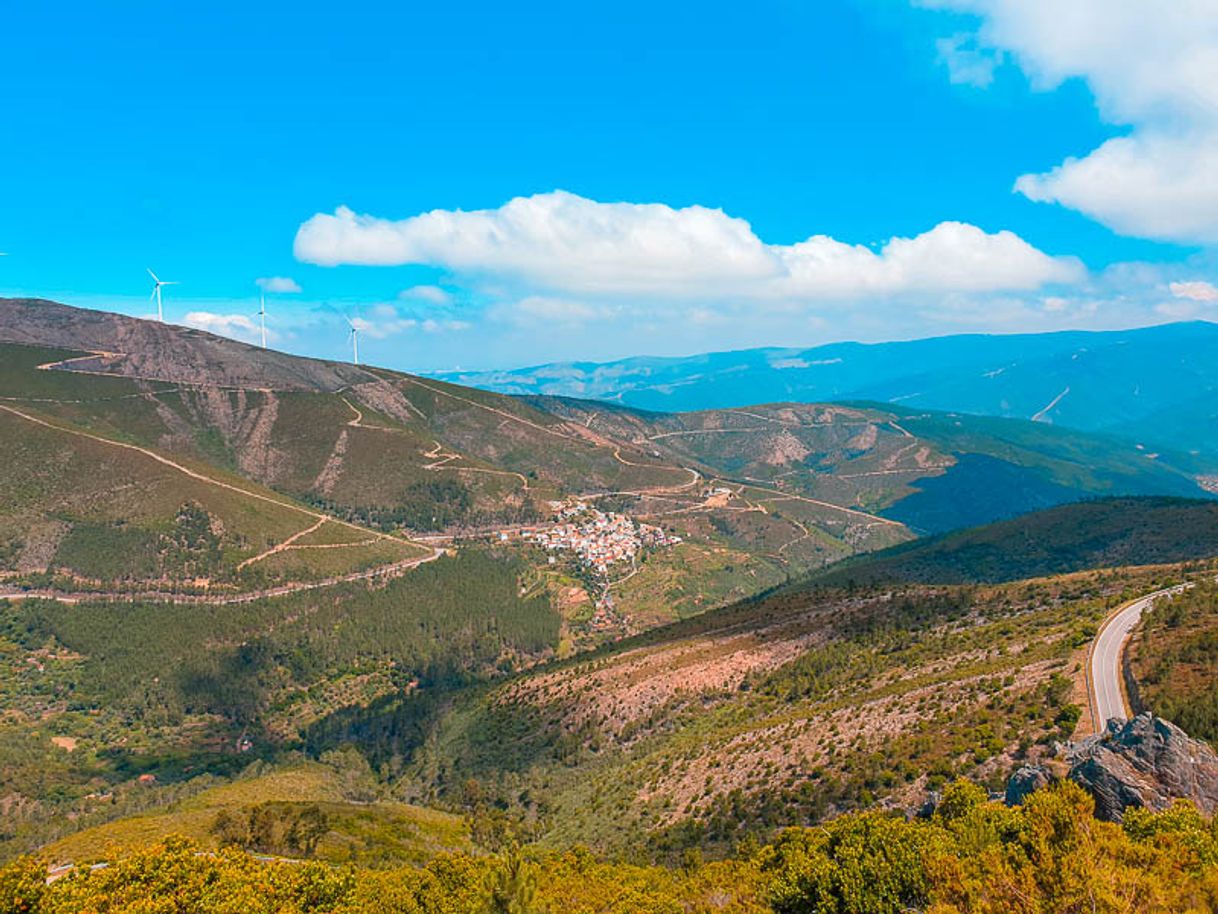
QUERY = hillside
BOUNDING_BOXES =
[809,497,1218,586]
[0,545,555,855]
[1130,580,1218,747]
[40,761,470,868]
[5,298,1218,867]
[0,300,907,621]
[536,396,1214,534]
[442,321,1218,457]
[395,563,1205,856]
[1,298,1212,623]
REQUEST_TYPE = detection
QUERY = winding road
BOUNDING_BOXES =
[1088,583,1190,733]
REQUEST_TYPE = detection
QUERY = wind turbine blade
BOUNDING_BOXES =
[150,288,158,301]
[147,268,160,283]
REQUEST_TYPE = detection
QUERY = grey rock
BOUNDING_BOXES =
[1005,764,1052,806]
[1066,713,1218,821]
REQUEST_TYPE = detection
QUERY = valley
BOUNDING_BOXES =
[3,299,1218,902]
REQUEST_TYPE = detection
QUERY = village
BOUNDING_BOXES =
[521,501,682,575]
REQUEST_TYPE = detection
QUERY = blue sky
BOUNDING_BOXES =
[3,1,1217,369]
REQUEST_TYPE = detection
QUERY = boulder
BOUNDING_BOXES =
[1005,764,1052,806]
[1066,713,1218,821]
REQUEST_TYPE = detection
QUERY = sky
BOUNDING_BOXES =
[3,0,1218,370]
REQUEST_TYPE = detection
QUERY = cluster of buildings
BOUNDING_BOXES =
[523,502,681,574]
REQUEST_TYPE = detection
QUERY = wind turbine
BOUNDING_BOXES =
[258,291,268,349]
[147,268,178,322]
[343,314,360,365]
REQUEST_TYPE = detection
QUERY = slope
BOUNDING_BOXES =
[386,500,1218,856]
[810,497,1218,586]
[535,396,1214,535]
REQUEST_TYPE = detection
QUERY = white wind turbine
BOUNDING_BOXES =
[258,291,268,349]
[147,268,178,322]
[343,314,360,365]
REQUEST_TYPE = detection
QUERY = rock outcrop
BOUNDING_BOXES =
[1005,764,1052,806]
[1066,714,1218,821]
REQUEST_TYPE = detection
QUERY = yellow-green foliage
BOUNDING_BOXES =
[8,783,1218,913]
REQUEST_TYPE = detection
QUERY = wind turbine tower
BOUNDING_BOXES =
[259,292,268,349]
[345,316,360,365]
[147,269,178,322]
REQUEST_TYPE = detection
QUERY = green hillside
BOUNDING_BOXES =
[0,547,555,856]
[809,497,1218,586]
[534,396,1214,535]
[391,562,1202,857]
[1130,580,1218,747]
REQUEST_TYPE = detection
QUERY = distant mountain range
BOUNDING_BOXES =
[436,321,1218,456]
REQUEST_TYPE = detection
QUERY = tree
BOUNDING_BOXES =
[483,845,537,914]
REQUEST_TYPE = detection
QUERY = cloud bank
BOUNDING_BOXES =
[295,191,1081,301]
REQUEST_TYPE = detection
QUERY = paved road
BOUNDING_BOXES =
[1089,583,1189,733]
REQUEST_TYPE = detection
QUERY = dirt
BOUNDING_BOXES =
[645,655,1063,821]
[759,430,813,466]
[312,429,349,496]
[502,596,881,738]
[15,518,70,572]
[845,424,879,452]
[352,380,427,423]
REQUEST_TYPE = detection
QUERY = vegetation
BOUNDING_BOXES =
[1133,580,1218,745]
[7,783,1218,912]
[0,548,558,856]
[397,564,1189,857]
[814,497,1218,586]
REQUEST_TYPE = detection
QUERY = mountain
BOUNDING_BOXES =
[436,321,1218,457]
[5,298,1218,877]
[1,298,1212,605]
[537,396,1215,534]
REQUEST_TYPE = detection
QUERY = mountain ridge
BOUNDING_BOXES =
[436,320,1218,456]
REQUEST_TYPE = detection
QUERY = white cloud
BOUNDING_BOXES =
[256,276,302,293]
[295,191,1080,301]
[936,33,1002,87]
[512,296,610,322]
[1170,280,1218,302]
[920,0,1218,243]
[422,318,471,333]
[182,311,263,344]
[399,284,453,305]
[346,302,471,339]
